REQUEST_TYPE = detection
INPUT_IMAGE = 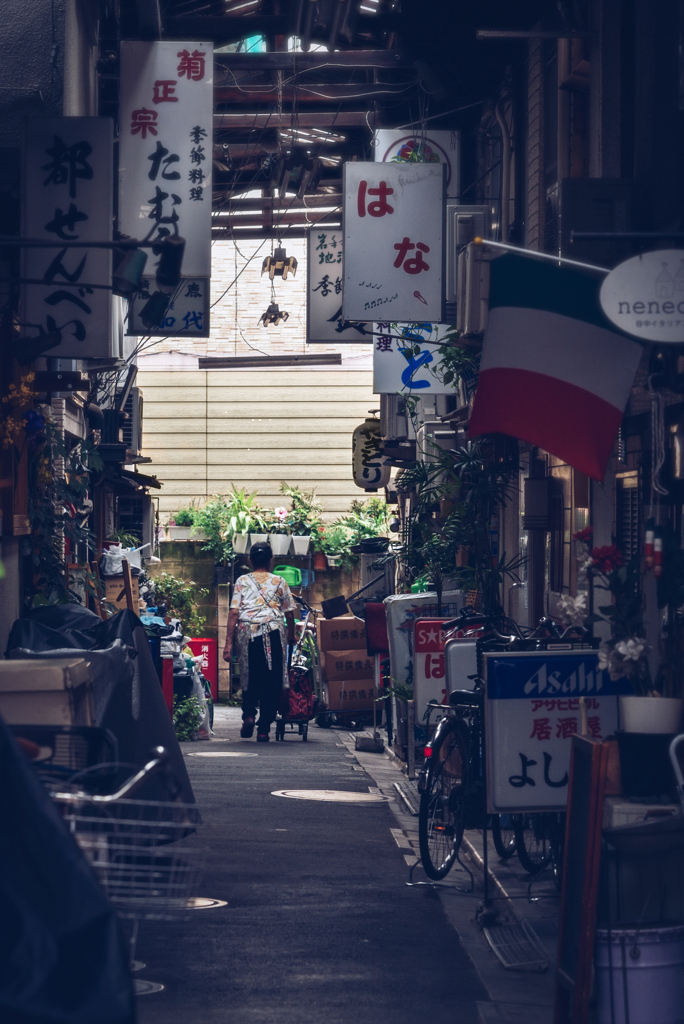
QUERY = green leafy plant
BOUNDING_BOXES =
[173,508,195,527]
[280,483,323,535]
[151,572,208,635]
[173,695,204,741]
[267,505,291,535]
[108,529,141,548]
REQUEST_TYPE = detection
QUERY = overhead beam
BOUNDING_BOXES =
[212,194,342,211]
[214,111,377,128]
[199,354,342,368]
[165,16,289,42]
[214,49,410,69]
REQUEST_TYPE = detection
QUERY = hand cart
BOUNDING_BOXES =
[275,596,320,741]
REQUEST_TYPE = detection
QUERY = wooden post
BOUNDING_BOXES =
[121,559,135,612]
[89,561,107,621]
[407,699,416,780]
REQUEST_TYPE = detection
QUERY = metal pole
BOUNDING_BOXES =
[473,237,609,275]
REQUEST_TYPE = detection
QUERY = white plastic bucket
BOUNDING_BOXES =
[595,925,684,1024]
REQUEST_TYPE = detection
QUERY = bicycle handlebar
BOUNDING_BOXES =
[51,746,177,804]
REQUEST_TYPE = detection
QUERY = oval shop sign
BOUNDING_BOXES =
[600,249,684,344]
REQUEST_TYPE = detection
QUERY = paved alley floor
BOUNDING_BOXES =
[135,706,489,1024]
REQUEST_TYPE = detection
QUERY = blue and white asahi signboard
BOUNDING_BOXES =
[600,249,684,344]
[484,651,622,812]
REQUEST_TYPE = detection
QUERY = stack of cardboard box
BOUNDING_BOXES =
[317,616,375,712]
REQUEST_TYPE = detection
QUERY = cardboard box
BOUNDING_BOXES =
[0,658,94,726]
[321,650,374,681]
[105,574,140,610]
[317,616,367,652]
[324,679,377,711]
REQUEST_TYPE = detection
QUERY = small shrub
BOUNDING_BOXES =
[173,695,204,740]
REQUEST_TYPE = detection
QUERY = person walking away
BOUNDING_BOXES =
[223,542,296,742]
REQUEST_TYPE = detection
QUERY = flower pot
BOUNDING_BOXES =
[190,529,207,541]
[232,533,249,554]
[249,533,268,546]
[269,534,291,556]
[620,695,684,734]
[167,526,193,541]
[313,551,328,571]
[291,535,311,557]
[326,554,341,568]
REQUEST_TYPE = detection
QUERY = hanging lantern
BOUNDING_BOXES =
[352,415,391,492]
[258,302,289,327]
[261,245,298,280]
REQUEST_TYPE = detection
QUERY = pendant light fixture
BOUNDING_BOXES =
[261,238,298,280]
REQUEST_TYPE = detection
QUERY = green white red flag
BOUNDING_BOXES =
[468,254,643,481]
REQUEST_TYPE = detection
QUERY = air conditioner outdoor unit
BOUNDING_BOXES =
[445,203,490,322]
[121,386,143,455]
[380,394,416,442]
[456,242,495,336]
[417,421,457,468]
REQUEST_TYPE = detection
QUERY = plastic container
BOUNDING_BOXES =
[595,924,684,1024]
[274,565,302,587]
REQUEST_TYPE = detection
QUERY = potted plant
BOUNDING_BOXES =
[280,483,322,556]
[573,528,682,734]
[168,507,195,541]
[220,486,264,550]
[320,523,355,570]
[268,506,291,556]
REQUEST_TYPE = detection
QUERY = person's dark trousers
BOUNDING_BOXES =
[242,631,284,734]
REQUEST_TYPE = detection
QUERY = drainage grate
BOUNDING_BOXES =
[483,919,550,972]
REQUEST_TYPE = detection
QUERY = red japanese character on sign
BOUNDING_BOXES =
[177,49,206,81]
[153,80,178,104]
[393,237,430,274]
[530,718,552,741]
[556,717,578,739]
[130,108,158,139]
[423,654,444,679]
[357,180,394,218]
[586,716,603,739]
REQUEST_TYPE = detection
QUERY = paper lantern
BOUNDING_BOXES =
[352,417,391,492]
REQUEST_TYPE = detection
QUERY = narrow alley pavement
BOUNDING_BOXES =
[134,708,558,1024]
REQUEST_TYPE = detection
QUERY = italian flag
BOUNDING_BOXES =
[468,254,643,481]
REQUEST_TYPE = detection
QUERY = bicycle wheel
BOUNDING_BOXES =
[491,814,517,860]
[513,813,551,873]
[418,719,469,880]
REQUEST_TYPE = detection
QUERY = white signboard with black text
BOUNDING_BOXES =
[485,651,622,812]
[22,117,113,359]
[128,277,209,336]
[343,162,445,322]
[119,41,213,282]
[373,321,453,393]
[374,129,460,199]
[306,228,371,343]
[600,249,684,344]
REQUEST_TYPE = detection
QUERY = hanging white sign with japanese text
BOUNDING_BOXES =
[128,277,209,336]
[600,249,684,344]
[374,130,460,199]
[119,40,213,279]
[484,651,622,812]
[372,321,453,394]
[306,228,371,343]
[343,162,445,322]
[22,117,114,359]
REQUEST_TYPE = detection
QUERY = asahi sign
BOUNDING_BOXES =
[600,249,684,343]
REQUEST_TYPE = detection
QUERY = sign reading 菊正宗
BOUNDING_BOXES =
[343,162,445,323]
[22,117,114,359]
[119,40,213,327]
[484,651,623,812]
[306,228,371,343]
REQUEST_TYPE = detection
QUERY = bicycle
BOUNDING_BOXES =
[417,608,584,883]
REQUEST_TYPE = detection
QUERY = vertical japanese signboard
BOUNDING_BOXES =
[343,162,445,323]
[484,651,622,812]
[119,41,213,285]
[128,277,209,336]
[374,129,460,199]
[372,321,453,393]
[22,117,113,359]
[306,227,371,343]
